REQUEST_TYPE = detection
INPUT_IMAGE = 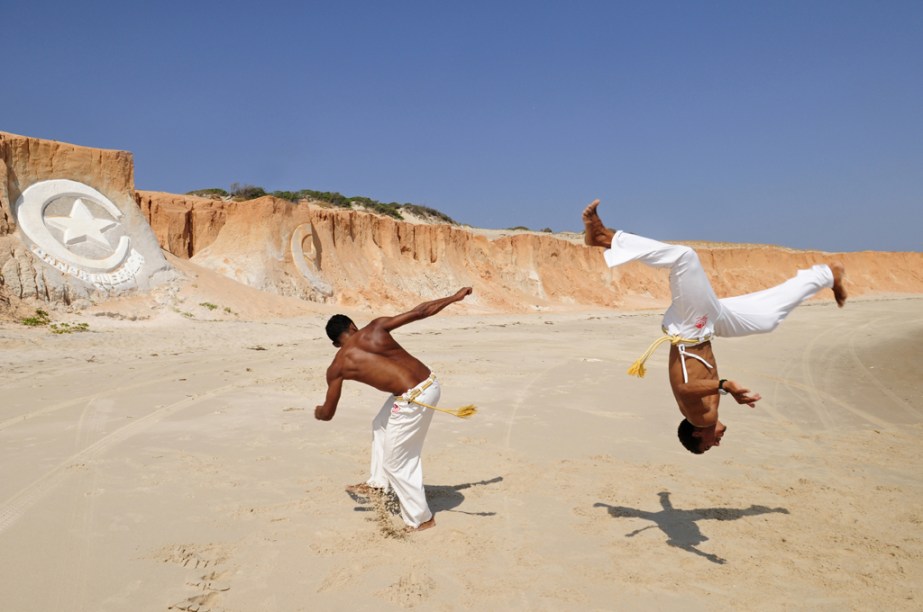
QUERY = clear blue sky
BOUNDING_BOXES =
[5,0,921,251]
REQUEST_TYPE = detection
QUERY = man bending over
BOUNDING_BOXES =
[316,288,473,530]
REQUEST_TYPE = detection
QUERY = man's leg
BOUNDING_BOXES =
[383,382,440,531]
[583,200,722,336]
[347,396,393,495]
[715,263,846,337]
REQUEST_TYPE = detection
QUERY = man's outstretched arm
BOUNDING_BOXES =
[379,287,473,332]
[315,366,344,421]
[677,378,762,408]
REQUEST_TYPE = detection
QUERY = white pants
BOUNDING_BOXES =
[367,375,439,528]
[604,231,834,340]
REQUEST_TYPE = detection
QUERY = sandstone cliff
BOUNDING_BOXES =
[0,132,171,308]
[6,132,919,317]
[136,190,923,313]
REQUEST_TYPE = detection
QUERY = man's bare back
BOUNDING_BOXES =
[332,321,431,396]
[315,288,472,422]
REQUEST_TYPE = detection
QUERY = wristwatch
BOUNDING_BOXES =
[718,379,729,395]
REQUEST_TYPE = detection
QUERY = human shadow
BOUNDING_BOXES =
[348,476,502,517]
[425,476,502,516]
[595,491,789,564]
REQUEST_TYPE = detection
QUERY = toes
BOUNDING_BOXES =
[582,200,600,218]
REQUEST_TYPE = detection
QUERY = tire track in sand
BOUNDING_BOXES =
[740,314,901,432]
[844,315,923,420]
[0,355,267,432]
[0,380,242,535]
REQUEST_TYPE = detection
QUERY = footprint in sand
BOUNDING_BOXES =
[157,544,228,569]
[157,546,232,612]
[167,590,221,612]
[377,571,436,608]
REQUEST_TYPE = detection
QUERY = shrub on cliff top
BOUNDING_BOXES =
[188,183,457,225]
[400,204,456,224]
[229,183,267,201]
[349,197,403,220]
[186,188,229,199]
[272,189,352,207]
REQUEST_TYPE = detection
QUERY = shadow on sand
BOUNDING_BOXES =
[348,476,502,517]
[426,476,502,515]
[595,491,789,564]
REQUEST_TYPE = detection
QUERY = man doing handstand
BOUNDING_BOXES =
[582,200,847,454]
[316,288,473,530]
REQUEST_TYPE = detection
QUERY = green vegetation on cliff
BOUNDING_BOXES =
[186,184,457,225]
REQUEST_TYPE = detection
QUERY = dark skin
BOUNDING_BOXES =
[316,288,472,532]
[583,199,846,452]
[667,341,757,451]
[315,287,473,422]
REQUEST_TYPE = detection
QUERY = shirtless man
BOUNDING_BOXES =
[582,200,847,454]
[316,287,473,530]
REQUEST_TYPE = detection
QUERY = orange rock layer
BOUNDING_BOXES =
[136,191,923,312]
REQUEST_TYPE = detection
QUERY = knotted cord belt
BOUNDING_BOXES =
[397,375,477,419]
[627,332,714,383]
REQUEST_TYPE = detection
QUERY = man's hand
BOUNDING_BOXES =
[315,404,334,421]
[725,380,761,408]
[454,287,473,301]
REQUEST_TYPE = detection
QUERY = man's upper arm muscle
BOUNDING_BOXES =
[316,362,344,421]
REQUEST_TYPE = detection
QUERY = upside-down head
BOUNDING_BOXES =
[677,418,726,454]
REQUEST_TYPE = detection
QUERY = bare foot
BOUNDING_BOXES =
[405,517,436,532]
[582,199,615,248]
[830,262,847,307]
[345,483,383,496]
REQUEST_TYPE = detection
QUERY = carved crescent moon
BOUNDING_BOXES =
[290,222,332,296]
[14,179,131,273]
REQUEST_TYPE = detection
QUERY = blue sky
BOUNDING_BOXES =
[5,1,921,251]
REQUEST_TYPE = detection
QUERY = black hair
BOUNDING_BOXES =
[677,418,705,455]
[325,314,354,345]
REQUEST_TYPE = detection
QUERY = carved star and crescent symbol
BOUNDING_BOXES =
[44,198,117,249]
[16,179,132,274]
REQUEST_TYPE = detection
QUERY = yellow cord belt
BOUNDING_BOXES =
[399,377,477,419]
[627,333,713,382]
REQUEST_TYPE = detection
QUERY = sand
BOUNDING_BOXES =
[1,296,922,611]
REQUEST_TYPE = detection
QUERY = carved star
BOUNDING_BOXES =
[45,198,117,249]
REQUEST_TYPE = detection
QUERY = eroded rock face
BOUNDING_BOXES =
[0,132,172,306]
[8,131,919,316]
[135,191,229,259]
[305,207,620,310]
[136,192,332,302]
[135,191,619,309]
[137,190,923,313]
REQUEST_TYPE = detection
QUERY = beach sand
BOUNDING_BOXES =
[1,297,921,610]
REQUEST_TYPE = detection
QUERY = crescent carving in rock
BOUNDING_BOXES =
[14,179,132,273]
